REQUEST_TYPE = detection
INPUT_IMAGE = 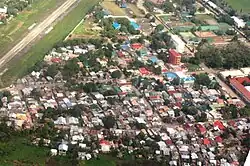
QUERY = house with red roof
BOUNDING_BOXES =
[196,124,206,134]
[131,43,142,50]
[215,136,223,143]
[203,138,210,145]
[214,120,225,130]
[99,139,112,153]
[139,67,150,75]
[229,77,250,104]
[168,49,181,65]
[51,58,62,63]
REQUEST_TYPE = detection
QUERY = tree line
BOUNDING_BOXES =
[188,42,250,69]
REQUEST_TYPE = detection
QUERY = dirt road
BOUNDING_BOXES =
[0,0,78,68]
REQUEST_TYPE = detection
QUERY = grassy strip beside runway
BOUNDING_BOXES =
[1,0,100,87]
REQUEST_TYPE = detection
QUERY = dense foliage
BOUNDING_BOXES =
[195,42,250,69]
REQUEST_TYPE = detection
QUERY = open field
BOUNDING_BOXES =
[195,14,217,25]
[0,0,100,87]
[127,4,144,17]
[0,0,66,57]
[0,137,48,166]
[80,155,116,166]
[225,0,250,13]
[72,18,100,36]
[101,0,126,16]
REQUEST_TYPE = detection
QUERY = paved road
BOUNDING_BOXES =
[0,0,78,68]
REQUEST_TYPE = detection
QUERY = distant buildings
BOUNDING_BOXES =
[170,34,185,53]
[168,49,181,65]
[0,6,7,14]
[220,67,250,104]
[231,16,246,28]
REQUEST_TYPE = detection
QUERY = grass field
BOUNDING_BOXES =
[80,155,116,166]
[101,0,126,16]
[0,0,100,87]
[127,4,144,17]
[195,14,218,25]
[0,0,65,57]
[225,0,250,13]
[0,137,116,166]
[72,18,100,36]
[0,137,48,166]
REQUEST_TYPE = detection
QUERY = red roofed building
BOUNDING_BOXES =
[139,67,150,75]
[168,49,181,65]
[215,136,223,143]
[228,120,236,128]
[229,77,250,104]
[214,120,225,130]
[51,58,61,63]
[166,139,173,145]
[203,138,210,145]
[197,124,206,134]
[131,43,142,50]
[99,139,112,152]
[117,51,124,57]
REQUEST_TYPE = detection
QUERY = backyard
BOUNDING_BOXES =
[70,18,101,39]
[0,0,101,87]
[101,0,126,16]
[127,3,144,17]
[0,0,66,57]
[195,14,218,25]
[225,0,250,13]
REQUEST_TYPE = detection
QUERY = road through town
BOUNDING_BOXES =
[0,0,78,68]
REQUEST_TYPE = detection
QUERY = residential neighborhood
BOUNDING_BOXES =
[0,0,250,165]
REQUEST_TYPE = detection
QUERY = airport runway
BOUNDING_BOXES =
[0,0,78,68]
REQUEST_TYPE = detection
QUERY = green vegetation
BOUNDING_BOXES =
[81,155,116,166]
[0,0,100,87]
[225,0,250,13]
[72,19,100,36]
[0,0,65,56]
[194,42,250,69]
[101,0,126,16]
[0,137,48,166]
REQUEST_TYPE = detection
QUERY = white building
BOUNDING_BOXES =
[220,70,245,79]
[0,6,7,14]
[170,34,185,53]
[231,16,246,28]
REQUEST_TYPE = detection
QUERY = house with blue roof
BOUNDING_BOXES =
[130,21,140,30]
[149,56,158,63]
[113,22,121,30]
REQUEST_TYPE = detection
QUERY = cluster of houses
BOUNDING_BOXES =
[0,1,249,164]
[0,35,248,164]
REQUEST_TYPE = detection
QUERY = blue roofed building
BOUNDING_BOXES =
[113,22,121,30]
[149,56,158,63]
[139,48,148,56]
[121,44,130,50]
[130,21,140,30]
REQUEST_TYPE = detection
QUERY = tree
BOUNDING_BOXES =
[225,29,236,35]
[155,24,164,32]
[63,58,80,79]
[182,105,198,115]
[163,1,174,13]
[46,64,58,78]
[194,73,211,87]
[218,15,234,25]
[198,7,205,13]
[111,70,122,79]
[153,66,162,75]
[102,116,116,129]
